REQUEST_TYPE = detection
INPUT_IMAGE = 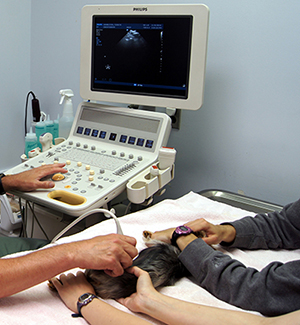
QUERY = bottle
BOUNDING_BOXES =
[25,127,38,157]
[53,114,59,144]
[45,115,55,143]
[35,117,46,150]
[59,89,74,139]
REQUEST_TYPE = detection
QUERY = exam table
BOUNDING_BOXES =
[0,191,298,324]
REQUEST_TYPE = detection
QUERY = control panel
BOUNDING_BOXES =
[6,103,171,216]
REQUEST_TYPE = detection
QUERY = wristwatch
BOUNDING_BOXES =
[0,173,6,195]
[171,225,194,246]
[73,293,98,318]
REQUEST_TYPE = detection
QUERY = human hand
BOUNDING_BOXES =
[118,267,159,314]
[74,234,138,277]
[185,218,236,245]
[51,271,95,313]
[3,163,67,192]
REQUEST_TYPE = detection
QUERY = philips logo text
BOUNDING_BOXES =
[133,7,148,12]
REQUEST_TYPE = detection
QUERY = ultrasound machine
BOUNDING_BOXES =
[1,4,209,234]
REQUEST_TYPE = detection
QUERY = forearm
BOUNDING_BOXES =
[176,233,198,250]
[82,298,151,325]
[139,290,265,325]
[179,239,300,316]
[225,200,300,250]
[0,243,77,298]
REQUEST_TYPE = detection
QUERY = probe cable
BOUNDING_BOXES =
[51,208,123,243]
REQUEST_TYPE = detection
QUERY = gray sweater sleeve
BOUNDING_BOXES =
[224,199,300,250]
[179,199,300,316]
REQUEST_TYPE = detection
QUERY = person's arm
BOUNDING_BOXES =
[52,267,300,325]
[150,219,300,316]
[120,267,300,325]
[179,237,300,316]
[148,218,236,247]
[150,199,300,250]
[51,271,151,325]
[224,199,300,250]
[52,267,265,325]
[0,234,137,298]
[2,163,67,192]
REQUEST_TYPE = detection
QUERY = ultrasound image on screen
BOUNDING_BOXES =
[91,16,192,99]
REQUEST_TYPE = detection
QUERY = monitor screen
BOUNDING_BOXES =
[80,4,209,110]
[91,16,192,99]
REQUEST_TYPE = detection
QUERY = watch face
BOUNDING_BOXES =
[79,293,90,302]
[177,225,192,235]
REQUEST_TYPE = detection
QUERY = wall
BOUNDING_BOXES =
[169,1,300,206]
[172,1,300,205]
[9,0,300,206]
[0,0,31,171]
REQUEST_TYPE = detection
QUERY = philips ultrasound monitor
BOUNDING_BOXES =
[80,4,209,111]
